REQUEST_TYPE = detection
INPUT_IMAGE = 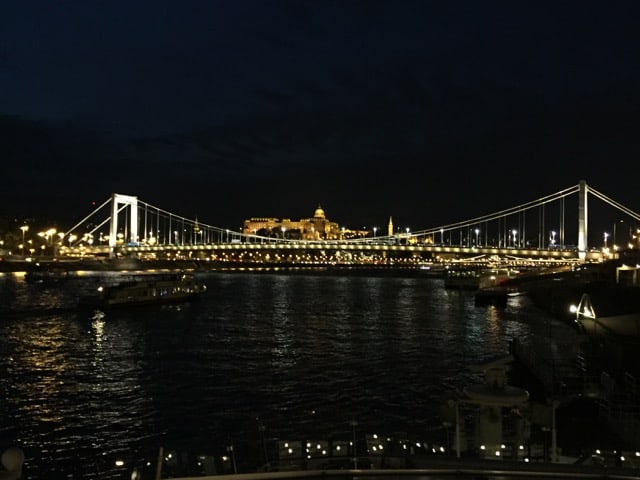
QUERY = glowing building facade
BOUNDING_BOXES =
[242,205,345,240]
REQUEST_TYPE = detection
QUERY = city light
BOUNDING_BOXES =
[19,225,29,256]
[36,228,57,256]
[0,180,634,266]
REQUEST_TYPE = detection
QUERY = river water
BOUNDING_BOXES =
[0,270,581,478]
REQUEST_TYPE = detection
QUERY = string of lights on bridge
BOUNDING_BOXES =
[10,181,639,262]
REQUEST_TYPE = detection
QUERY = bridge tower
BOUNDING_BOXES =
[109,193,139,258]
[578,180,588,262]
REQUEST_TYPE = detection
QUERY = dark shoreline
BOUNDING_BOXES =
[0,257,443,277]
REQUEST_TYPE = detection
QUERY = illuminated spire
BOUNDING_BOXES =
[388,216,393,237]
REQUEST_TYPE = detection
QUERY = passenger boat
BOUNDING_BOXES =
[79,273,206,309]
[443,266,483,289]
[477,267,520,289]
[444,266,519,290]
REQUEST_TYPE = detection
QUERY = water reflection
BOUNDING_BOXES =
[0,272,582,479]
[7,319,73,424]
[1,304,157,477]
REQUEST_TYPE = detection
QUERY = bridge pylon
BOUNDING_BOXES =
[109,193,139,258]
[578,180,587,262]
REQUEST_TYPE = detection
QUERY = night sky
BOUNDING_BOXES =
[2,1,639,233]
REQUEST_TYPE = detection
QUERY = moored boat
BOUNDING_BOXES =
[79,272,206,309]
[474,287,508,306]
[445,266,519,290]
[444,266,483,289]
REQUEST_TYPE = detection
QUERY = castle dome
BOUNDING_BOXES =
[314,205,326,219]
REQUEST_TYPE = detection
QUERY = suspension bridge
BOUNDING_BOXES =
[58,180,640,265]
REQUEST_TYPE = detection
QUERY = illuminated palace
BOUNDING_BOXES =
[242,205,366,240]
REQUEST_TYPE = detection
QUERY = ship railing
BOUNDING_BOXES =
[598,399,640,446]
[162,462,640,480]
[509,337,603,400]
[595,372,640,446]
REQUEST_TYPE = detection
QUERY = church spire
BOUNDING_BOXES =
[388,216,393,237]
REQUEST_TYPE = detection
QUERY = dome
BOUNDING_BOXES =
[313,205,325,219]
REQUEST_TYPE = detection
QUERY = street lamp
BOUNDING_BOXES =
[281,227,285,239]
[512,229,517,248]
[613,220,624,250]
[373,226,377,238]
[38,228,56,256]
[604,232,609,249]
[20,225,29,257]
[550,230,556,247]
[474,228,480,246]
[440,228,444,245]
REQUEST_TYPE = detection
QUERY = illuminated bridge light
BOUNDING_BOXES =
[59,182,624,266]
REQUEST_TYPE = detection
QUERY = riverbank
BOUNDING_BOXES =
[0,257,203,272]
[0,257,443,277]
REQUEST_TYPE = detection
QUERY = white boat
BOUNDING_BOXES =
[79,273,206,309]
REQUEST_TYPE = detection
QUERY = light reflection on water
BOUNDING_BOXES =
[0,271,577,478]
